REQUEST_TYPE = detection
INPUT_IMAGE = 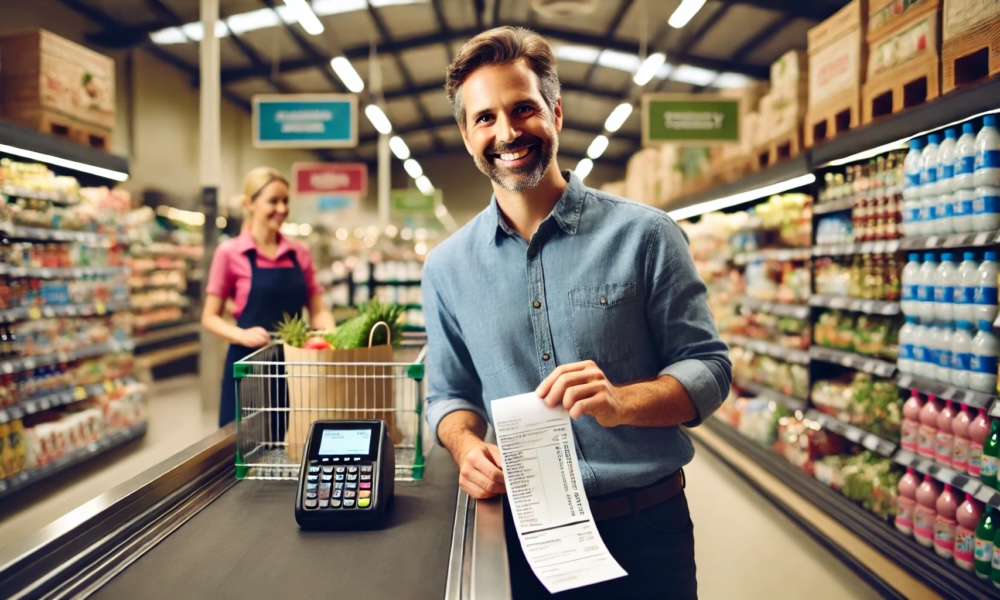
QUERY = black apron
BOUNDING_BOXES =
[219,248,309,427]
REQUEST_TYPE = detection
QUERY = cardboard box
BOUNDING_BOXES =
[807,0,866,110]
[942,0,1000,41]
[770,50,808,101]
[0,29,116,130]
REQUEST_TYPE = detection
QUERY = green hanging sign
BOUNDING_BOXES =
[641,94,741,146]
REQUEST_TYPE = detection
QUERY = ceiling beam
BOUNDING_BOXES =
[429,0,455,63]
[581,0,632,89]
[380,78,623,102]
[730,0,840,21]
[360,116,639,145]
[696,12,797,91]
[654,1,733,92]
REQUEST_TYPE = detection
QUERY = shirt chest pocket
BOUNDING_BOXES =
[568,282,644,368]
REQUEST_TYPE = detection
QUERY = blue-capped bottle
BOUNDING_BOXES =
[919,134,941,236]
[954,122,978,233]
[974,116,1000,231]
[903,137,924,237]
[935,128,958,234]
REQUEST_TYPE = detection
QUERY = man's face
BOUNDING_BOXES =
[459,60,562,193]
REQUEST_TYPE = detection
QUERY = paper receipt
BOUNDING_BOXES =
[491,393,627,594]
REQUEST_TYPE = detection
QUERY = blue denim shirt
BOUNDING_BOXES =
[422,171,732,496]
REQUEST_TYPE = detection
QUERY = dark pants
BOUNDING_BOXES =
[504,491,697,599]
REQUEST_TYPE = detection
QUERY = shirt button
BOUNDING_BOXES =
[532,301,541,309]
[542,353,550,361]
[599,296,607,305]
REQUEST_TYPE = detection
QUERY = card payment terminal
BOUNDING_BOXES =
[295,420,395,529]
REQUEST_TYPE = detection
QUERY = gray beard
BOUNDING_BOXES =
[473,136,558,193]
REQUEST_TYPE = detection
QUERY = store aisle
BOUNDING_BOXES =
[0,375,218,551]
[686,439,879,599]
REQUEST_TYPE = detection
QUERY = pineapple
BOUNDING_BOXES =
[275,312,310,348]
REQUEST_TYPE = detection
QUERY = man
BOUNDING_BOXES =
[421,26,731,598]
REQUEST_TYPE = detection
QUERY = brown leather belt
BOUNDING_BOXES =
[588,470,685,522]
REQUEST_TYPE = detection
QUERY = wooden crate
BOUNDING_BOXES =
[941,0,1000,93]
[862,0,940,124]
[8,108,112,150]
[0,30,116,132]
[754,128,803,170]
[804,90,862,148]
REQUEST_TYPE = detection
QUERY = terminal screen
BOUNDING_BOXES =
[318,428,372,456]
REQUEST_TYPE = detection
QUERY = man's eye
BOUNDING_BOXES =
[515,106,534,115]
[476,114,493,124]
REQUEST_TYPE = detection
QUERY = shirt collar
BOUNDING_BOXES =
[236,227,294,258]
[487,170,586,244]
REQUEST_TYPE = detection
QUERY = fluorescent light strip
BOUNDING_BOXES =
[415,175,434,195]
[634,53,666,86]
[605,103,634,133]
[574,158,594,180]
[0,143,129,182]
[403,158,423,178]
[667,174,816,221]
[389,136,411,160]
[669,0,708,29]
[587,135,609,160]
[364,104,393,134]
[283,0,325,35]
[330,57,364,93]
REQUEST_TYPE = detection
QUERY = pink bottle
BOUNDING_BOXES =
[953,403,973,474]
[969,408,991,478]
[936,400,957,466]
[901,390,923,452]
[914,474,941,548]
[918,395,941,459]
[955,493,985,571]
[934,484,960,558]
[896,467,920,537]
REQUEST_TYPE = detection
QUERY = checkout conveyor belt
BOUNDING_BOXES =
[0,426,511,599]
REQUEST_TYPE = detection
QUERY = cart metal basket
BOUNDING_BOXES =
[233,341,427,481]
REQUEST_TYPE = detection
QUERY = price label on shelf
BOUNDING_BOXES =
[975,486,998,505]
[73,386,87,401]
[975,232,991,246]
[926,236,940,247]
[104,380,115,394]
[861,435,880,452]
[95,301,107,316]
[27,306,42,320]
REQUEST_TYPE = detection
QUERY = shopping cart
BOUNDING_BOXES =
[232,341,427,481]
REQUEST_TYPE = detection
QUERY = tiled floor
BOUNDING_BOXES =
[0,375,877,597]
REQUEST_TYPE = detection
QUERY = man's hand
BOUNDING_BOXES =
[453,438,506,500]
[536,360,632,427]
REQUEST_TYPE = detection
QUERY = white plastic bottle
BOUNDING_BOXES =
[918,253,939,323]
[902,252,922,318]
[953,122,979,233]
[913,321,931,369]
[972,184,1000,232]
[969,327,1000,393]
[974,251,999,329]
[936,128,958,234]
[904,138,925,237]
[920,134,942,236]
[927,325,945,381]
[952,320,975,389]
[974,115,1000,188]
[955,252,980,324]
[899,316,918,374]
[935,252,959,325]
[938,325,954,384]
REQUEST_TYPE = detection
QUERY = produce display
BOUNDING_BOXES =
[733,311,810,350]
[814,309,901,360]
[715,392,792,447]
[813,254,902,300]
[811,373,902,441]
[730,345,809,400]
[815,452,900,521]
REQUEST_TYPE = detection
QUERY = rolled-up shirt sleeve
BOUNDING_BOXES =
[422,255,488,444]
[646,216,732,426]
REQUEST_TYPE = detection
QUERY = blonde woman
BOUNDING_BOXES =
[202,167,334,427]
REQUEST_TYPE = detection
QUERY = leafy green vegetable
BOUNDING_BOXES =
[325,299,404,349]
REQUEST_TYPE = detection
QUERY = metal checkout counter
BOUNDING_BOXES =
[0,425,512,599]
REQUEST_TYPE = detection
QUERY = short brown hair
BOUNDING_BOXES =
[445,26,561,128]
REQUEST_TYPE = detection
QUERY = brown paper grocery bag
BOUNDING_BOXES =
[283,323,399,463]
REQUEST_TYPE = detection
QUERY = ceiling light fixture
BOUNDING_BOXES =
[667,174,816,221]
[587,135,609,160]
[574,158,594,180]
[605,103,634,133]
[389,136,411,160]
[364,105,393,134]
[668,0,708,29]
[633,52,666,86]
[403,159,423,178]
[0,143,129,182]
[330,57,364,93]
[415,175,434,195]
[282,0,325,35]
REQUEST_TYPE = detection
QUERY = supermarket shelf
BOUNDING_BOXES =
[733,247,813,266]
[810,346,897,377]
[898,231,1000,252]
[894,450,1000,508]
[0,222,119,244]
[666,154,811,213]
[732,378,808,412]
[736,296,810,319]
[812,77,1000,167]
[0,339,135,377]
[0,422,147,501]
[134,321,200,347]
[810,295,900,316]
[0,119,130,185]
[0,263,129,279]
[1,183,78,204]
[896,373,996,411]
[813,197,857,215]
[0,299,130,324]
[129,301,190,314]
[727,335,810,365]
[813,239,902,256]
[806,409,898,457]
[0,378,136,424]
[698,419,997,599]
